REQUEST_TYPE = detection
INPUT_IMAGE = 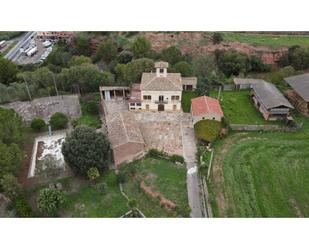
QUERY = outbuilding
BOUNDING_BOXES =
[191,96,224,124]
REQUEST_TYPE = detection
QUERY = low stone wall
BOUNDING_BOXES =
[230,124,281,131]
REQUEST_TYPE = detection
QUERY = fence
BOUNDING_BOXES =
[230,124,281,131]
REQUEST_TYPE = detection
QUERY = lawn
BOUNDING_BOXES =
[77,94,102,129]
[62,172,128,217]
[194,120,222,142]
[182,91,198,113]
[77,114,101,129]
[120,156,189,217]
[211,90,273,125]
[223,32,309,47]
[209,117,309,217]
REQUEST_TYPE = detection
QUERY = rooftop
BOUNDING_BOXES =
[191,96,224,117]
[234,78,267,85]
[284,73,309,102]
[106,111,144,149]
[140,72,182,91]
[155,61,169,68]
[252,81,294,109]
[182,77,197,86]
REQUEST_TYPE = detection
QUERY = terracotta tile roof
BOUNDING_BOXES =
[191,96,224,117]
[140,72,182,91]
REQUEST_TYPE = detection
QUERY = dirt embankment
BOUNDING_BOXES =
[143,32,288,65]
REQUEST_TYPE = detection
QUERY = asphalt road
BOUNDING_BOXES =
[181,122,204,218]
[4,31,36,62]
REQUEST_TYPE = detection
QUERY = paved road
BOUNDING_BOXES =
[181,121,204,218]
[5,31,36,62]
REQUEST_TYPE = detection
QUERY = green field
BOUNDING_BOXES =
[182,91,198,113]
[77,114,101,129]
[223,32,309,47]
[121,156,189,217]
[209,117,309,217]
[211,90,273,124]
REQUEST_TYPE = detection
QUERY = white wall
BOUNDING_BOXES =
[141,90,182,111]
[192,113,223,124]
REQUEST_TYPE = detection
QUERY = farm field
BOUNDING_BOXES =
[223,32,309,47]
[211,90,274,124]
[120,156,189,217]
[209,117,309,217]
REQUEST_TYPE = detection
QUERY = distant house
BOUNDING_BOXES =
[284,73,309,115]
[191,96,224,124]
[105,111,145,167]
[234,78,267,90]
[251,81,294,120]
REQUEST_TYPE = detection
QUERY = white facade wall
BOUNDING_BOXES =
[192,113,223,125]
[141,90,182,111]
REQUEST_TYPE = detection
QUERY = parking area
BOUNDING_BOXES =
[16,36,54,65]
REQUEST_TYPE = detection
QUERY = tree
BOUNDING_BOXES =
[62,126,111,176]
[101,71,115,86]
[0,173,21,200]
[212,32,223,44]
[160,46,183,65]
[192,54,218,81]
[0,142,22,178]
[115,58,154,84]
[118,50,133,64]
[96,39,118,63]
[131,36,151,58]
[87,167,100,182]
[250,56,271,72]
[18,67,54,89]
[73,34,92,56]
[173,61,193,76]
[50,112,68,130]
[68,55,92,67]
[215,49,251,77]
[0,57,18,85]
[37,188,65,216]
[31,118,46,132]
[0,108,23,145]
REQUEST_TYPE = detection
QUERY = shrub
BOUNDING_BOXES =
[212,32,223,44]
[0,174,21,200]
[50,112,69,130]
[14,197,33,217]
[31,118,46,132]
[170,154,185,164]
[37,188,65,216]
[194,120,222,143]
[116,171,126,184]
[84,101,99,115]
[87,167,100,181]
[147,149,167,158]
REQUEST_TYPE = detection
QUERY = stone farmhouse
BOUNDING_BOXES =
[99,61,197,112]
[191,96,224,124]
[285,73,309,116]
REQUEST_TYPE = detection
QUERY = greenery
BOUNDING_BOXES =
[0,32,24,41]
[194,120,222,143]
[173,61,193,76]
[209,118,309,217]
[212,32,223,44]
[181,91,198,113]
[76,98,102,129]
[87,167,100,182]
[62,126,111,176]
[35,155,63,179]
[210,90,273,124]
[120,156,189,217]
[72,33,92,56]
[223,32,309,47]
[76,115,101,129]
[14,197,33,217]
[0,173,21,200]
[84,100,100,115]
[31,118,46,132]
[0,57,18,85]
[95,39,118,63]
[0,108,23,144]
[38,188,65,216]
[68,55,92,67]
[279,46,309,70]
[131,36,151,58]
[192,54,218,81]
[160,46,183,65]
[50,112,69,130]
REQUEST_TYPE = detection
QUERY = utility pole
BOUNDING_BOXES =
[22,75,32,101]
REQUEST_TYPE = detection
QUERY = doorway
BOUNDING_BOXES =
[158,104,164,111]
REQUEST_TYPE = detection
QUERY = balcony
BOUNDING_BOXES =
[154,100,168,104]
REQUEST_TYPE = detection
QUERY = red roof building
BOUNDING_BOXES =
[191,96,224,124]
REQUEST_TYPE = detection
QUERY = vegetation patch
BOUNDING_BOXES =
[194,120,222,143]
[181,91,198,113]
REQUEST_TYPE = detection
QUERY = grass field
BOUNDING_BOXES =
[121,156,189,217]
[211,90,277,125]
[77,114,101,128]
[182,91,198,113]
[209,117,309,217]
[223,32,309,47]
